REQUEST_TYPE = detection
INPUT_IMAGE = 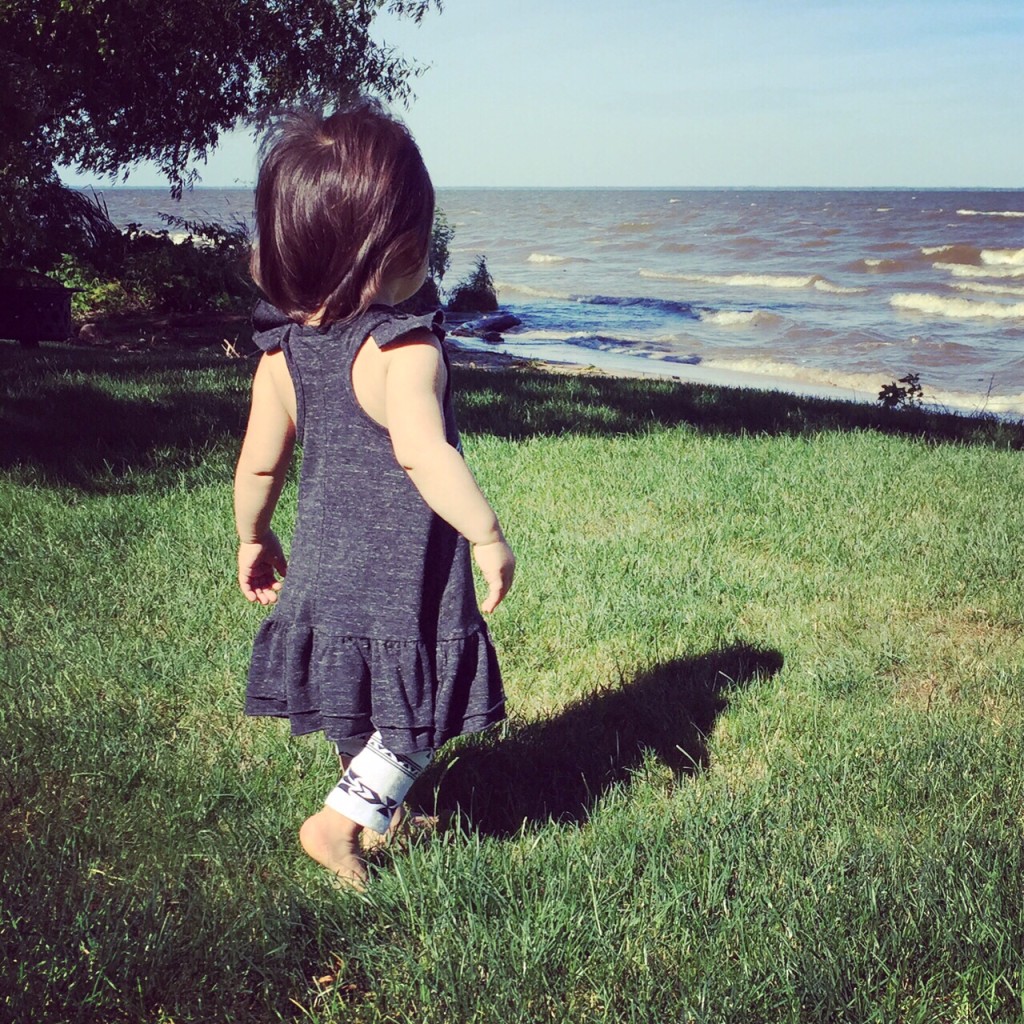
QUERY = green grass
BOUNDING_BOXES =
[2,341,1023,1023]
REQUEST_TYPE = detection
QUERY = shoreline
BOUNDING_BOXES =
[52,309,1020,423]
[445,337,1021,422]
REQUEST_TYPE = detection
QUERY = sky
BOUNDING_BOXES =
[61,0,1024,189]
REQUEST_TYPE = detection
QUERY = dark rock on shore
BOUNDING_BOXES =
[449,312,523,341]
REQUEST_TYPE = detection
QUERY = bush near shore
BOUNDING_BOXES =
[2,343,1023,1024]
[47,207,493,325]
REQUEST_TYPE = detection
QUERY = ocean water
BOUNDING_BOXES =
[92,187,1024,416]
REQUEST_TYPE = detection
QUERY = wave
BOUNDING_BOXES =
[528,253,572,264]
[952,281,1024,298]
[570,294,697,318]
[921,243,982,265]
[699,356,1024,416]
[702,355,891,394]
[611,220,657,233]
[855,257,916,273]
[957,209,1024,218]
[564,335,701,363]
[501,330,702,366]
[699,309,784,328]
[495,282,571,300]
[891,292,1024,320]
[934,262,1024,280]
[923,245,1024,268]
[494,282,699,319]
[982,248,1024,267]
[639,269,865,294]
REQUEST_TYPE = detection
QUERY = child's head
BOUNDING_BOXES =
[252,97,434,324]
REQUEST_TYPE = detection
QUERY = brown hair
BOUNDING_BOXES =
[251,98,435,325]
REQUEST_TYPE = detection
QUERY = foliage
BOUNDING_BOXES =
[878,373,924,411]
[1,0,442,270]
[396,209,456,314]
[53,220,254,317]
[447,255,499,313]
[429,209,455,284]
[2,0,441,194]
[0,173,124,273]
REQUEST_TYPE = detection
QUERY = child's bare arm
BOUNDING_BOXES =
[384,334,514,612]
[234,351,296,604]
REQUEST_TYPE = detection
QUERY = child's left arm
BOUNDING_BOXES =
[384,333,515,613]
[234,351,296,605]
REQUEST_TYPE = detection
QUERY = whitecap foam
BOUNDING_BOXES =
[815,279,867,295]
[527,253,571,264]
[494,281,572,301]
[952,281,1024,298]
[981,248,1024,267]
[700,310,783,327]
[856,257,915,273]
[508,329,577,342]
[703,355,885,391]
[891,292,1024,320]
[957,209,1024,218]
[934,262,1024,280]
[694,356,1024,416]
[639,269,864,293]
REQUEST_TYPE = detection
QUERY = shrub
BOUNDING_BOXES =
[54,255,133,316]
[395,210,456,315]
[446,255,498,313]
[430,209,455,285]
[52,217,254,317]
[878,373,924,411]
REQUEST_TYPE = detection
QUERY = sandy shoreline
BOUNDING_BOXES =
[445,336,1024,420]
[445,337,885,407]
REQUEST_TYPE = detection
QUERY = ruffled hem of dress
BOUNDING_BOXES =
[244,618,505,753]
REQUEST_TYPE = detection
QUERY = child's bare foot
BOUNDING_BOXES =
[299,807,368,890]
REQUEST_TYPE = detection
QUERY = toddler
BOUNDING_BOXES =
[234,99,514,888]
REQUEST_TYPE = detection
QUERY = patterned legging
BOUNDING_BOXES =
[325,732,433,834]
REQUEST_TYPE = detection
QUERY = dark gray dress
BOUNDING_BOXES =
[244,302,505,754]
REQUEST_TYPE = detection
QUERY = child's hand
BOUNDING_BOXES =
[473,539,515,614]
[238,532,287,605]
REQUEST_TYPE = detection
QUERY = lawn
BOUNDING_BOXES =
[2,341,1023,1023]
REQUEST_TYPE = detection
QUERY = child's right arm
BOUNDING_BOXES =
[383,333,515,614]
[234,350,296,605]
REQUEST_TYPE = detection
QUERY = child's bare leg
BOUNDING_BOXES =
[299,807,367,888]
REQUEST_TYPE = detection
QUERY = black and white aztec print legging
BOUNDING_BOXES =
[326,733,433,834]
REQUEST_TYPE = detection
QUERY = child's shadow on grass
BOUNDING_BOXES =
[416,643,783,837]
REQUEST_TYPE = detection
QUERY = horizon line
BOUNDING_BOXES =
[68,182,1024,192]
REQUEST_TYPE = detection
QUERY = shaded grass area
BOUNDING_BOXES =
[2,341,1024,1023]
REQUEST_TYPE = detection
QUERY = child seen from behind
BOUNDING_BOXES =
[234,99,514,888]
